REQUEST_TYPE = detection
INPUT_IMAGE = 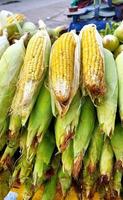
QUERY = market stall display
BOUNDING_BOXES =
[0,11,123,200]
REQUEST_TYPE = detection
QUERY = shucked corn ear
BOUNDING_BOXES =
[97,49,118,137]
[1,12,25,38]
[80,24,106,104]
[49,30,80,116]
[7,13,25,25]
[11,20,51,126]
[0,34,9,59]
[0,37,25,137]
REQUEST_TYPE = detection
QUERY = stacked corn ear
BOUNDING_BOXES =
[55,91,81,153]
[7,13,25,25]
[58,166,72,197]
[0,36,25,138]
[97,48,118,137]
[26,81,53,161]
[33,130,55,186]
[9,21,51,144]
[1,17,123,200]
[81,125,104,199]
[5,13,25,38]
[116,52,123,124]
[41,155,60,200]
[0,34,9,59]
[73,96,96,179]
[111,124,123,198]
[80,24,106,104]
[0,13,25,40]
[49,30,80,116]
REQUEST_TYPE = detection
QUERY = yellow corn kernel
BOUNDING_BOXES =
[81,24,106,103]
[11,27,51,125]
[7,13,25,25]
[50,32,76,103]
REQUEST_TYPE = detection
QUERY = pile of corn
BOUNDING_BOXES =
[0,12,123,200]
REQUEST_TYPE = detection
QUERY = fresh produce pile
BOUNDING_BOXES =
[0,10,123,200]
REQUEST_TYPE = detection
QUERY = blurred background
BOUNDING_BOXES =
[0,0,70,27]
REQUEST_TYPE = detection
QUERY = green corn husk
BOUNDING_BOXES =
[11,158,21,187]
[0,37,25,137]
[116,52,123,124]
[12,129,36,185]
[0,34,9,59]
[42,155,60,200]
[112,169,122,198]
[81,126,103,199]
[8,114,21,143]
[55,91,81,152]
[33,130,55,186]
[82,152,99,200]
[0,139,19,170]
[23,176,36,200]
[11,152,35,186]
[0,118,9,151]
[73,97,96,179]
[111,124,123,169]
[0,169,11,200]
[26,83,53,159]
[100,138,114,184]
[62,140,74,176]
[86,125,104,174]
[97,48,118,137]
[58,167,72,197]
[20,154,34,184]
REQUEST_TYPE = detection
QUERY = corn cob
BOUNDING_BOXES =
[33,130,55,186]
[7,13,25,25]
[49,30,80,116]
[10,20,51,127]
[26,82,52,160]
[111,124,123,170]
[115,52,123,124]
[58,167,72,197]
[80,24,106,104]
[0,36,25,137]
[1,13,25,39]
[97,49,118,137]
[73,97,95,179]
[55,91,81,152]
[0,34,9,59]
[99,138,114,185]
